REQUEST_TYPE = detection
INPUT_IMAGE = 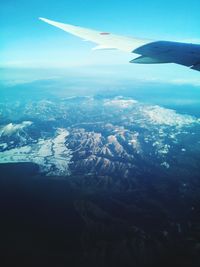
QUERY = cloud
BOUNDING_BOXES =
[0,121,33,137]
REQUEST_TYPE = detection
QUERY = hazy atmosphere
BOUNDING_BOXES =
[1,1,200,267]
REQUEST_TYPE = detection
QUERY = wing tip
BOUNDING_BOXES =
[38,17,50,23]
[38,17,63,28]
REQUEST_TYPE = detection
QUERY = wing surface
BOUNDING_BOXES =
[39,18,200,71]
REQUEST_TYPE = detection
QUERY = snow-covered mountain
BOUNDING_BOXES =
[0,96,200,181]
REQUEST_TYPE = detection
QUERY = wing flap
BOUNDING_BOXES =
[130,56,169,64]
[92,45,117,51]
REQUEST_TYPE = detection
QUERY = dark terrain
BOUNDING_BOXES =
[0,163,200,267]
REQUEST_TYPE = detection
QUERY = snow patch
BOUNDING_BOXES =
[143,106,199,126]
[0,128,72,176]
[0,121,33,137]
[104,98,138,108]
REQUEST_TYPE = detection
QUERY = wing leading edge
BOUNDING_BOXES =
[39,17,200,72]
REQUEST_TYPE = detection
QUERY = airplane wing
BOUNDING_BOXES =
[39,17,200,71]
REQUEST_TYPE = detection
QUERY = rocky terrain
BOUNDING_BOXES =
[0,96,200,183]
[0,94,200,266]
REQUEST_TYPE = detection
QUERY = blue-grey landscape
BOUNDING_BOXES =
[0,68,200,267]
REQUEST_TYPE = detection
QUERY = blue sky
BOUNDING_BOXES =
[1,0,200,84]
